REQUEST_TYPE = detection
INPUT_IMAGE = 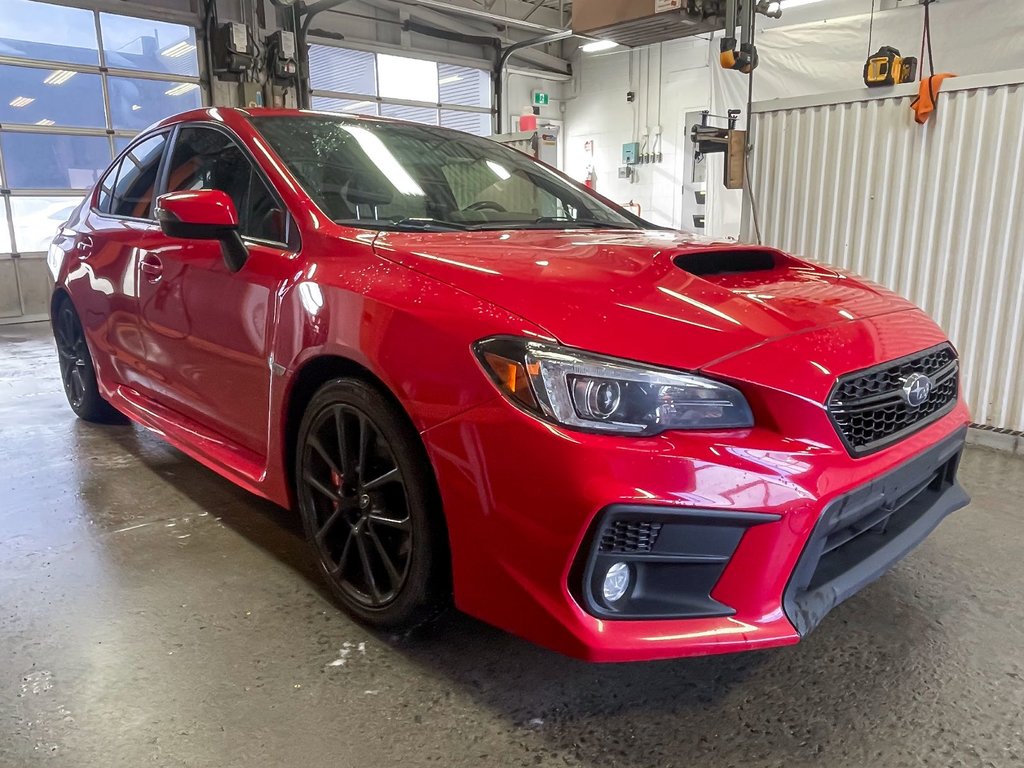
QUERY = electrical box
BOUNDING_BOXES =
[267,29,298,80]
[214,21,252,75]
[622,142,640,165]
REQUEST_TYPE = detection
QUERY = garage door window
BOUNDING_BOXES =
[308,44,492,136]
[0,0,202,267]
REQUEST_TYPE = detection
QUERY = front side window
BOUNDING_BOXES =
[108,133,167,218]
[165,126,286,244]
[250,116,640,232]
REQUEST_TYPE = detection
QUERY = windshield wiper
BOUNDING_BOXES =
[333,217,468,232]
[533,216,633,229]
[465,217,634,231]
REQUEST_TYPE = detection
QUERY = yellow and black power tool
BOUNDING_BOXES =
[864,46,918,87]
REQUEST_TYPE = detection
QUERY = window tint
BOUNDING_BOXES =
[109,133,167,218]
[165,126,286,243]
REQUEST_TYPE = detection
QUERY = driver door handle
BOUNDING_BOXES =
[139,253,163,282]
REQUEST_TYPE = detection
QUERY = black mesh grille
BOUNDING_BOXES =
[599,521,663,553]
[828,344,959,455]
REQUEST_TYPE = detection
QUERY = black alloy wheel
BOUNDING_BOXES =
[296,379,449,629]
[52,299,124,423]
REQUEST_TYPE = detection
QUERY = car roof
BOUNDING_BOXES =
[150,106,452,133]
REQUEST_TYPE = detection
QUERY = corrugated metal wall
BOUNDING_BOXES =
[743,71,1024,432]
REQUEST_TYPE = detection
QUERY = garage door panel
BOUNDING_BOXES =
[0,260,23,319]
[0,65,107,129]
[1,134,111,190]
[16,257,54,318]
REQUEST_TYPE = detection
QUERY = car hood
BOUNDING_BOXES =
[372,229,917,372]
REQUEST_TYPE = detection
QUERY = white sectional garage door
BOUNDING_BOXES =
[308,43,493,137]
[0,0,203,322]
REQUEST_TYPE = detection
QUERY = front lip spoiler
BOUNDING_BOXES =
[783,426,969,637]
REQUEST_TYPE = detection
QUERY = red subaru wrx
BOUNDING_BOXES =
[48,108,970,662]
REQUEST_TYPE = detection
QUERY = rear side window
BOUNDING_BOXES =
[103,133,167,219]
[164,126,286,244]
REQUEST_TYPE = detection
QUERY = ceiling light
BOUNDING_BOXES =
[778,0,827,7]
[161,41,196,58]
[43,70,77,86]
[438,75,462,85]
[581,40,619,53]
[35,118,55,126]
[164,83,199,96]
[9,96,34,108]
[131,104,142,111]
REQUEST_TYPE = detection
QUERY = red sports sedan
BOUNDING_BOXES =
[48,108,970,662]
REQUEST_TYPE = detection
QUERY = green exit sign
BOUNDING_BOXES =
[532,90,549,106]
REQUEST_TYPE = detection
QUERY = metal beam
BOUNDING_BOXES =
[399,0,565,34]
[353,0,571,74]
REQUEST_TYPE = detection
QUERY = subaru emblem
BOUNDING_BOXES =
[901,373,933,408]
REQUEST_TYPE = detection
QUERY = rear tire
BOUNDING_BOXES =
[52,298,125,424]
[295,378,450,630]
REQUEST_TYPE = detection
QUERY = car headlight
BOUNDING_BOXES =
[473,336,754,435]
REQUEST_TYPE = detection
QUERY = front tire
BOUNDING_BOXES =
[52,298,125,424]
[295,379,449,630]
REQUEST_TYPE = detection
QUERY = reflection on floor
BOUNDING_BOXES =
[2,321,1023,767]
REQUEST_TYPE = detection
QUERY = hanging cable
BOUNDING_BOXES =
[919,0,937,111]
[867,0,876,58]
[743,65,763,245]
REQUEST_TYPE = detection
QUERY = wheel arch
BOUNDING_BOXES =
[50,286,72,319]
[281,354,449,541]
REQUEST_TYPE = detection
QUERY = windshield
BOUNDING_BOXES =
[250,114,642,232]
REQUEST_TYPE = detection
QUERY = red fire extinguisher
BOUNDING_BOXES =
[584,165,596,189]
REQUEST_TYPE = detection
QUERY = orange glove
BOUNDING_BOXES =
[912,73,956,124]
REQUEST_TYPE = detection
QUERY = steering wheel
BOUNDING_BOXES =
[464,200,507,213]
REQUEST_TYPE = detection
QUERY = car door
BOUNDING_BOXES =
[136,123,297,457]
[73,132,169,389]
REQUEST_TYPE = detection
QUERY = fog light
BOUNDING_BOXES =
[602,562,631,604]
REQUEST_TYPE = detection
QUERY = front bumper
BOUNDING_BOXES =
[783,425,968,636]
[422,388,970,662]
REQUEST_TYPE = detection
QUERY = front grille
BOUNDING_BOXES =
[828,344,959,455]
[599,520,662,553]
[783,427,968,636]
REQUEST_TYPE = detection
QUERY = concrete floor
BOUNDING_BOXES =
[2,321,1023,768]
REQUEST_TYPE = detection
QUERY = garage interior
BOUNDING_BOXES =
[2,0,1024,765]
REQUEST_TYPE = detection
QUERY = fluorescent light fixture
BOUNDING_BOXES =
[43,69,77,86]
[131,104,142,111]
[164,83,199,96]
[778,0,827,7]
[486,160,511,180]
[438,75,462,85]
[581,40,619,53]
[341,125,425,197]
[9,96,34,108]
[35,118,55,126]
[161,41,196,58]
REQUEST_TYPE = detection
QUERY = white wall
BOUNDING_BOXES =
[505,72,566,132]
[563,38,710,229]
[564,0,1024,237]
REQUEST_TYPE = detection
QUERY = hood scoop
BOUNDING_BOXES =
[674,250,777,276]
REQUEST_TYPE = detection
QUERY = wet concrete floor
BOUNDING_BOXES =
[1,321,1023,767]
